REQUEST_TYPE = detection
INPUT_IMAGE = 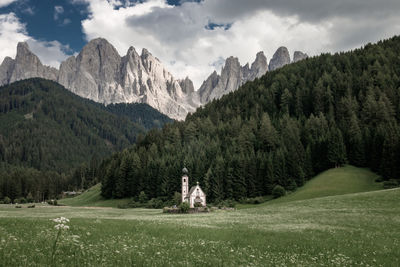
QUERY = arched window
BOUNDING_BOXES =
[183,179,186,182]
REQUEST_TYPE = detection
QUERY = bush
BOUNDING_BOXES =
[16,197,27,204]
[179,202,190,213]
[0,201,3,204]
[138,191,148,203]
[173,192,182,206]
[117,204,128,209]
[26,193,34,203]
[47,200,58,206]
[28,204,35,208]
[146,198,164,209]
[3,197,11,204]
[383,179,399,189]
[194,202,203,208]
[222,199,236,208]
[240,197,264,205]
[272,185,286,199]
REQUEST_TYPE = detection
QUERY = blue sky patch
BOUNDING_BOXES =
[0,0,89,53]
[205,22,232,31]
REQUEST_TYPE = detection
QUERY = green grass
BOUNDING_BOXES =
[236,165,382,209]
[0,188,399,266]
[59,184,130,208]
[2,166,392,266]
[272,165,382,204]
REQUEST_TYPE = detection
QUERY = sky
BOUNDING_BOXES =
[1,0,400,89]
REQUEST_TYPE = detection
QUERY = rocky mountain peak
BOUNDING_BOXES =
[269,46,291,71]
[198,51,269,104]
[16,42,30,54]
[0,41,58,85]
[293,51,308,63]
[179,77,195,94]
[249,51,268,80]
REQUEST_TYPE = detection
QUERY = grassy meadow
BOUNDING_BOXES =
[59,184,131,208]
[1,166,399,266]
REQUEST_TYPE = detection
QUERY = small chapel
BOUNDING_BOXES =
[181,167,206,208]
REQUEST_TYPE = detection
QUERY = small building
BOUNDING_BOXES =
[181,167,206,208]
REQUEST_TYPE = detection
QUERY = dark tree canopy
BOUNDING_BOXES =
[0,78,172,201]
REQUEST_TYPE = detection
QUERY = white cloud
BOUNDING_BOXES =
[0,12,71,69]
[0,0,16,8]
[63,18,72,25]
[21,7,35,15]
[54,5,64,21]
[0,13,29,61]
[77,0,334,88]
[26,39,73,68]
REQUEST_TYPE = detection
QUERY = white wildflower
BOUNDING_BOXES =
[52,217,70,230]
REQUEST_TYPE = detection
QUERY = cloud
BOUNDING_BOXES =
[63,18,72,25]
[0,13,29,62]
[0,12,71,68]
[21,7,35,15]
[26,39,73,68]
[54,5,64,21]
[66,0,400,88]
[0,0,17,8]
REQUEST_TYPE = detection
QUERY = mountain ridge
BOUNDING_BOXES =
[0,38,308,119]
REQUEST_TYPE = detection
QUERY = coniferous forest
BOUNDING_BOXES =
[0,78,171,201]
[99,36,400,203]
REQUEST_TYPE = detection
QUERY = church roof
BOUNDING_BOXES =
[187,185,206,196]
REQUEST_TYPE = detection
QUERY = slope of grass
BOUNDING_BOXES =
[235,165,382,209]
[59,184,130,208]
[275,165,382,203]
[0,188,399,266]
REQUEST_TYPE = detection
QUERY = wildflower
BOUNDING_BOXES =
[52,217,70,224]
[51,217,70,263]
[54,224,70,230]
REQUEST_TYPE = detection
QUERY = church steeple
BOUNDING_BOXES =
[182,167,189,203]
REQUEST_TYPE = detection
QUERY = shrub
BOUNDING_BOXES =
[173,192,182,206]
[179,202,190,213]
[240,197,264,205]
[222,199,236,208]
[28,204,35,208]
[194,202,203,208]
[15,205,22,208]
[47,200,58,206]
[26,193,34,203]
[383,179,399,189]
[146,198,164,209]
[3,197,11,204]
[18,197,27,204]
[272,185,286,199]
[138,191,148,203]
[117,204,128,209]
[0,201,4,204]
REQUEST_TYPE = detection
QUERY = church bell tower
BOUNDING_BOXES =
[182,167,189,203]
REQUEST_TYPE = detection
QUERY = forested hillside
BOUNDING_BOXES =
[99,36,400,203]
[105,103,172,129]
[0,78,171,201]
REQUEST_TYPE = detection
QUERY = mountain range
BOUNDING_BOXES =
[0,38,307,120]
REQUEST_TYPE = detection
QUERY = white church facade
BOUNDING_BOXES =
[181,167,206,208]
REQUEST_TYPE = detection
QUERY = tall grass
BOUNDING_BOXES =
[1,188,399,266]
